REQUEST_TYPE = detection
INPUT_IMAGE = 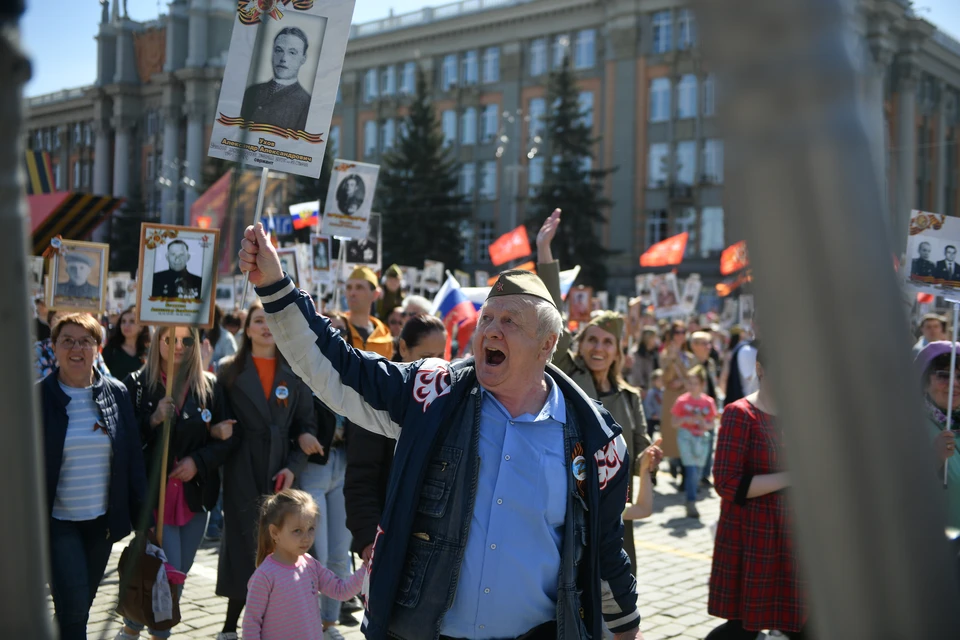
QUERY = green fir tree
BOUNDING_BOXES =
[526,55,615,288]
[378,66,468,269]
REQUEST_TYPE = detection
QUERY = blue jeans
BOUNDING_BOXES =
[300,447,352,624]
[48,516,113,640]
[684,465,701,502]
[206,486,223,535]
[702,430,715,481]
[123,511,207,638]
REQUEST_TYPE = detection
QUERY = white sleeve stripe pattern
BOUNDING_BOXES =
[604,608,640,629]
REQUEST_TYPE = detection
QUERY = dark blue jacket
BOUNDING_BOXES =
[258,277,640,638]
[40,369,148,542]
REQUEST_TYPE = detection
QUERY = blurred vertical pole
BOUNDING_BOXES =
[695,0,960,637]
[0,0,56,638]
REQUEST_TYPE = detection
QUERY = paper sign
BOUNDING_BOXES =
[322,159,380,239]
[650,273,682,319]
[422,260,445,293]
[681,274,703,314]
[739,294,755,328]
[344,212,382,271]
[569,286,593,323]
[904,209,960,295]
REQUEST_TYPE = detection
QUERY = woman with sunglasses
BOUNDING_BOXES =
[915,342,960,529]
[117,327,234,640]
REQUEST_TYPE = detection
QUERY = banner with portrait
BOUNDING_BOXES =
[107,272,136,314]
[904,209,960,295]
[47,239,109,314]
[343,212,381,271]
[207,0,356,179]
[136,224,220,329]
[322,159,380,239]
[650,273,682,319]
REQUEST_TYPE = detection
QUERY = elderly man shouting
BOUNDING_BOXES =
[238,223,641,640]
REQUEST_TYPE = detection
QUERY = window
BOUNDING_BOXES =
[652,11,672,54]
[442,54,458,90]
[460,163,476,199]
[649,78,671,123]
[675,141,696,185]
[480,161,498,199]
[54,162,61,190]
[528,156,545,196]
[44,130,52,151]
[381,119,396,152]
[84,122,92,146]
[646,210,668,247]
[677,75,697,119]
[364,69,378,102]
[399,118,409,141]
[364,120,378,156]
[578,92,594,128]
[703,74,716,116]
[702,139,724,184]
[530,38,547,76]
[481,105,499,143]
[81,162,90,188]
[329,125,341,153]
[528,98,546,141]
[381,65,397,96]
[483,47,500,83]
[575,29,596,69]
[700,207,725,257]
[677,9,696,50]
[73,123,82,145]
[146,111,159,136]
[73,161,80,188]
[401,62,416,95]
[478,221,495,260]
[462,51,479,86]
[648,143,669,187]
[53,127,62,149]
[553,34,569,69]
[460,108,478,145]
[441,110,457,146]
[461,221,474,263]
[675,207,697,255]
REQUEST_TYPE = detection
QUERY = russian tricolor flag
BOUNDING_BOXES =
[431,275,479,360]
[290,200,320,230]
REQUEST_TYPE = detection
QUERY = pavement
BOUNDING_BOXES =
[63,473,757,640]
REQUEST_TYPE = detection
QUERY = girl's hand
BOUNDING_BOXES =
[150,397,176,427]
[935,429,957,463]
[638,438,664,474]
[169,457,198,482]
[210,419,237,441]
[298,433,325,456]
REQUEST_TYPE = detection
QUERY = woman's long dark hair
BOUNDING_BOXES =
[105,306,150,358]
[218,301,288,389]
[399,314,446,351]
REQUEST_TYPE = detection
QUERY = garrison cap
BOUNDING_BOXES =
[583,310,624,342]
[486,269,556,309]
[384,264,403,279]
[64,252,94,267]
[348,265,379,288]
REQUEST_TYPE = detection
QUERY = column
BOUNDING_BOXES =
[183,101,204,223]
[865,39,893,226]
[93,120,112,195]
[112,117,132,198]
[160,104,181,224]
[57,127,69,189]
[896,63,918,243]
[606,14,639,260]
[936,81,948,213]
[186,0,209,68]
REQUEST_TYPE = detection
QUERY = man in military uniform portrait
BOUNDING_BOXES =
[336,174,365,214]
[56,252,100,299]
[912,241,936,278]
[152,239,203,300]
[240,27,312,131]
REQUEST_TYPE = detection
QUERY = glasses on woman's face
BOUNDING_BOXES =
[932,370,960,383]
[57,336,98,351]
[163,336,196,348]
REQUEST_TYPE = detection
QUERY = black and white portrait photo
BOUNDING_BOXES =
[906,210,960,294]
[49,240,109,313]
[935,244,960,283]
[312,235,331,271]
[336,174,366,215]
[137,224,220,329]
[345,213,380,267]
[650,273,682,319]
[322,160,381,236]
[739,294,756,327]
[912,240,936,278]
[277,247,301,287]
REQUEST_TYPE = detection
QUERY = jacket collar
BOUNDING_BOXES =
[44,367,106,406]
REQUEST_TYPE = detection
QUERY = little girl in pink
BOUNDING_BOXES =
[242,489,367,640]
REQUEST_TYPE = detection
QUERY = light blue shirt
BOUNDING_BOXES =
[440,376,568,638]
[53,382,112,521]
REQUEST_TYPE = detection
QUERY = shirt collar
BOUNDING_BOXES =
[480,374,566,424]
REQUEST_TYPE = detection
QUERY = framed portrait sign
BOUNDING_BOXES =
[681,274,703,315]
[344,212,381,271]
[136,224,220,329]
[215,279,236,311]
[312,234,331,271]
[568,286,593,323]
[650,273,682,319]
[207,0,356,179]
[107,272,135,314]
[29,256,44,300]
[739,294,755,328]
[277,247,302,287]
[47,239,109,314]
[421,260,445,294]
[903,209,960,295]
[322,160,380,239]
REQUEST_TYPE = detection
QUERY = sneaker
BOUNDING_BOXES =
[114,632,139,640]
[686,501,700,519]
[215,633,238,640]
[341,595,363,613]
[324,627,346,640]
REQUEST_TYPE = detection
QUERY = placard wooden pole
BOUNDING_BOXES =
[239,166,270,307]
[156,329,178,547]
[333,237,348,313]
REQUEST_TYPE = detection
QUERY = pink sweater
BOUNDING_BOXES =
[242,554,367,640]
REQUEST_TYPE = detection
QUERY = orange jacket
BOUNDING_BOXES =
[343,313,395,360]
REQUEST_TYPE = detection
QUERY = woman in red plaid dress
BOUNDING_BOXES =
[706,346,808,639]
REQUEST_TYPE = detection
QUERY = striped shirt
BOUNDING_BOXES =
[52,382,112,521]
[243,554,366,640]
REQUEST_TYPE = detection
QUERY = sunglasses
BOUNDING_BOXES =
[162,336,196,348]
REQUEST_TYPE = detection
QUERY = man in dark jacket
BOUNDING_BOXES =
[239,222,642,640]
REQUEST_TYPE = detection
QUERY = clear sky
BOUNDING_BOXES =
[21,0,960,97]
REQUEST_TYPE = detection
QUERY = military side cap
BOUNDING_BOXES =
[348,265,379,288]
[486,269,556,309]
[64,252,94,267]
[584,310,624,342]
[384,264,403,279]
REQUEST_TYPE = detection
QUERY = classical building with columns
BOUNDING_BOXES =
[24,0,960,295]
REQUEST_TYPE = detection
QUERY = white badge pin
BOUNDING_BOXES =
[572,455,587,482]
[276,385,289,400]
[201,409,212,423]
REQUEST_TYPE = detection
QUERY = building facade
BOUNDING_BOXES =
[24,0,960,295]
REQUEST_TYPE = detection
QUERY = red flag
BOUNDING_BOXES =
[487,262,536,285]
[639,232,688,268]
[720,241,749,275]
[488,226,531,266]
[917,292,934,304]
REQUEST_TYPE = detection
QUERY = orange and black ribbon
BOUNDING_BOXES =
[237,0,315,26]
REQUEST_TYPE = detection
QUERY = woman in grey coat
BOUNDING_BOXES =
[213,302,318,640]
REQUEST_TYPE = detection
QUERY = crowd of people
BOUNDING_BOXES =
[37,211,960,640]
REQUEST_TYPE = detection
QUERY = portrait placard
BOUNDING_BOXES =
[216,280,236,311]
[29,256,45,300]
[421,260,445,294]
[594,291,609,312]
[397,265,419,292]
[107,272,135,314]
[277,247,302,287]
[207,0,356,179]
[321,160,380,239]
[615,295,629,316]
[903,210,960,295]
[650,273,682,319]
[681,274,703,315]
[739,294,755,328]
[48,239,109,314]
[136,224,220,329]
[569,286,593,323]
[474,270,489,288]
[720,298,738,328]
[344,213,381,271]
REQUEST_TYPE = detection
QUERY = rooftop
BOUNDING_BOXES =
[349,0,536,39]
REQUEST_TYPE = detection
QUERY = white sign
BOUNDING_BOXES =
[904,210,960,295]
[207,0,356,178]
[650,273,682,319]
[615,295,629,315]
[739,294,755,328]
[343,212,381,271]
[322,159,380,239]
[107,272,135,314]
[215,280,236,311]
[422,260,445,293]
[681,273,703,315]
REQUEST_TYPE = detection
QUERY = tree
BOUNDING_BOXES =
[526,55,615,288]
[378,67,468,270]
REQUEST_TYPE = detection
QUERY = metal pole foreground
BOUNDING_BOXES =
[946,301,960,488]
[695,0,960,637]
[0,3,56,638]
[238,166,270,306]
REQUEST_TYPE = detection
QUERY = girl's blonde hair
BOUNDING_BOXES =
[142,326,212,407]
[255,489,319,567]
